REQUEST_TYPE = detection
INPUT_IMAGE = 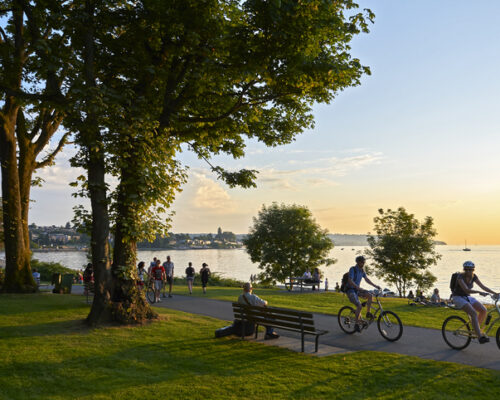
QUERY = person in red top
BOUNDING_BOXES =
[151,259,166,303]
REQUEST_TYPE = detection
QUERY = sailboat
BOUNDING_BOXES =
[463,240,471,251]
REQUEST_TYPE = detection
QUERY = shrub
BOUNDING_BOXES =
[31,259,75,282]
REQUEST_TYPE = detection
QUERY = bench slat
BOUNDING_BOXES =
[233,303,313,319]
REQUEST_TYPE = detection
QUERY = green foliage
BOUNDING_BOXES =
[30,259,75,282]
[174,272,245,288]
[366,208,441,297]
[244,203,334,284]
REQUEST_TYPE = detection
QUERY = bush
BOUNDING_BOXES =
[31,259,75,282]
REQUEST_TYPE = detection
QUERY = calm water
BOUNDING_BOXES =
[2,246,499,300]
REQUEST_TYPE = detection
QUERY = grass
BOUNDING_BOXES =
[171,285,500,332]
[0,293,499,399]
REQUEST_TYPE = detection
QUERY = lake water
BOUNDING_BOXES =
[2,246,499,300]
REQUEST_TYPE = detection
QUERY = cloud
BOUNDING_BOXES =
[190,171,237,212]
[256,152,384,190]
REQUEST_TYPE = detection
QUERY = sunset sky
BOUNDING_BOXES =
[26,0,500,245]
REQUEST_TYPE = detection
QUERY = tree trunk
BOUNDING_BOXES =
[111,168,156,324]
[0,102,35,292]
[84,126,114,325]
[81,0,114,326]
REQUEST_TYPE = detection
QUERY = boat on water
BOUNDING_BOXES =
[463,240,471,251]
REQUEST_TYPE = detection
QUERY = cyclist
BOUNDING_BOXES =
[452,261,499,344]
[346,256,381,332]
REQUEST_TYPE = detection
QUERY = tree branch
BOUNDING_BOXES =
[35,130,70,170]
[0,26,10,44]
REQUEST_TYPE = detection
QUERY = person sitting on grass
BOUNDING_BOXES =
[238,282,279,340]
[430,288,441,304]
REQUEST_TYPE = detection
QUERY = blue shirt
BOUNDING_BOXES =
[347,266,366,292]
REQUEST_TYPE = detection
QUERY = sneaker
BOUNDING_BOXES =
[265,332,280,340]
[168,294,172,298]
[366,312,374,320]
[479,336,490,344]
[354,323,361,333]
[157,298,162,302]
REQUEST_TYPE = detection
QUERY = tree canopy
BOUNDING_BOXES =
[366,207,440,297]
[1,0,374,323]
[244,203,334,284]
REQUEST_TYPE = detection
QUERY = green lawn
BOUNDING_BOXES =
[172,285,498,332]
[1,294,498,399]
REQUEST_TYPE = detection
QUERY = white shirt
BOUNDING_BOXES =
[238,292,267,307]
[163,261,174,277]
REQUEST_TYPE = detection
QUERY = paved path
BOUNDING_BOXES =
[152,294,500,371]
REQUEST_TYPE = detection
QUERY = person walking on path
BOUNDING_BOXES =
[200,263,211,294]
[346,255,380,332]
[151,260,166,303]
[238,282,279,340]
[452,261,499,344]
[185,262,195,294]
[163,256,174,298]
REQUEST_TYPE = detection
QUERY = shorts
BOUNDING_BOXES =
[137,281,144,287]
[154,280,163,290]
[347,289,369,307]
[186,277,194,282]
[347,290,361,307]
[166,276,173,284]
[452,295,480,309]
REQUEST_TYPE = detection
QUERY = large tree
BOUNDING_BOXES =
[0,1,69,292]
[366,207,440,297]
[67,0,375,324]
[244,203,334,284]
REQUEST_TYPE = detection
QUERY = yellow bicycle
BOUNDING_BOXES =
[442,294,500,350]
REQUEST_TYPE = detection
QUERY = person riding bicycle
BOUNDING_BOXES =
[452,261,499,344]
[346,256,381,332]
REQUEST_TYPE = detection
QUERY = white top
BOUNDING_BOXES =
[163,261,174,277]
[238,292,266,307]
[303,271,312,279]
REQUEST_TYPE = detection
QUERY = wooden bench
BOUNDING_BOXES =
[232,302,328,352]
[284,277,322,292]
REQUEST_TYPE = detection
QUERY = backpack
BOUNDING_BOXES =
[340,272,349,293]
[450,272,461,294]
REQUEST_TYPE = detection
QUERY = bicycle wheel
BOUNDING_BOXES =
[377,311,403,342]
[146,286,155,304]
[496,326,500,350]
[338,306,357,334]
[442,315,472,350]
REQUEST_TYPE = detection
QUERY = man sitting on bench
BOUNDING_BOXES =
[239,282,280,340]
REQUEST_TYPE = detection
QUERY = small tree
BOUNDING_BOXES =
[244,203,334,285]
[366,207,440,297]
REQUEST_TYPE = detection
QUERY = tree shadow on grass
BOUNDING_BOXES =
[0,337,298,399]
[0,319,90,338]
